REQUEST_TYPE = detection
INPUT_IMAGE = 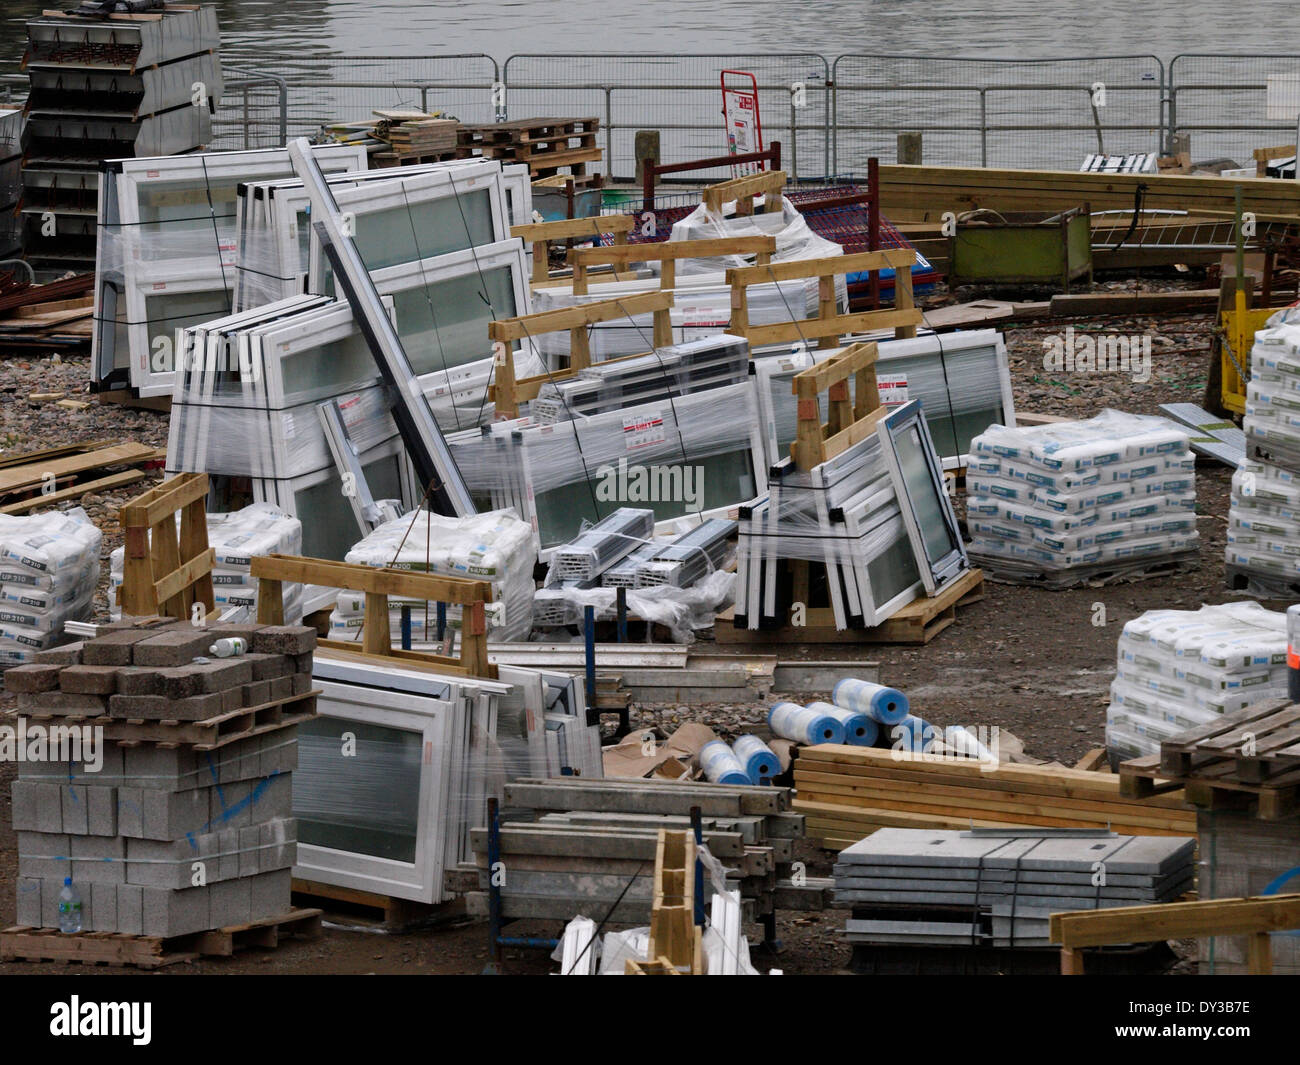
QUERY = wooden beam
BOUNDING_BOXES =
[487,290,673,343]
[726,248,916,288]
[509,215,635,243]
[250,554,493,607]
[703,170,787,213]
[741,307,922,348]
[0,469,146,514]
[570,235,776,267]
[791,342,878,400]
[1051,894,1300,951]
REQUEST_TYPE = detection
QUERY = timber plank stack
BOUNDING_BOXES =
[2,617,318,957]
[1119,698,1300,821]
[794,745,1196,849]
[0,440,165,516]
[457,117,602,185]
[464,776,810,924]
[878,164,1300,222]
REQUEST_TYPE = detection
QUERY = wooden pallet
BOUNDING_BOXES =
[971,550,1199,591]
[291,879,467,932]
[458,117,600,146]
[717,567,985,646]
[0,909,322,969]
[6,690,319,750]
[0,440,163,512]
[1119,699,1300,820]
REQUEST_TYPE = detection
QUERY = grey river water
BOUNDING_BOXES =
[2,1,1299,174]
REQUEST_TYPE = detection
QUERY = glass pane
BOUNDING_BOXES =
[866,529,920,606]
[143,289,233,367]
[532,447,756,548]
[292,454,404,559]
[280,331,379,400]
[896,423,956,564]
[390,266,517,375]
[355,190,494,270]
[295,717,422,863]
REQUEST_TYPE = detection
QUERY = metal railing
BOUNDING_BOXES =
[1168,53,1300,165]
[9,50,1300,177]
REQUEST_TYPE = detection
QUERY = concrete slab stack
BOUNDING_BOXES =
[6,617,316,938]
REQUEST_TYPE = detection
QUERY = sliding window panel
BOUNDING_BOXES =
[98,145,367,395]
[293,682,456,904]
[512,381,767,553]
[307,161,509,289]
[877,400,969,596]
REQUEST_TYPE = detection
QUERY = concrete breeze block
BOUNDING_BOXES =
[58,665,119,696]
[16,691,108,716]
[132,629,222,667]
[208,877,252,929]
[247,653,293,681]
[82,629,159,666]
[33,641,83,666]
[3,663,64,693]
[87,785,118,837]
[16,877,41,927]
[249,868,292,922]
[137,786,212,841]
[157,658,253,698]
[60,785,88,835]
[11,780,62,832]
[68,834,126,885]
[17,832,71,880]
[268,675,294,702]
[117,883,144,935]
[251,625,316,657]
[241,679,271,707]
[108,691,225,722]
[90,882,118,933]
[141,883,211,938]
[114,669,163,696]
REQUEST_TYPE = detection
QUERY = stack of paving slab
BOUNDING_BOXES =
[834,828,1196,950]
[6,617,317,938]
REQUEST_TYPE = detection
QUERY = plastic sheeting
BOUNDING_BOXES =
[0,508,100,666]
[967,410,1198,577]
[1105,602,1289,759]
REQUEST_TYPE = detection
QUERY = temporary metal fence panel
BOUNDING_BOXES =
[501,53,831,182]
[215,53,500,146]
[1168,53,1300,168]
[831,55,1165,174]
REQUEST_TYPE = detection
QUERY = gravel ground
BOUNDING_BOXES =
[0,277,1242,973]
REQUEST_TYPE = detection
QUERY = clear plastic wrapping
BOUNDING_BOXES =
[1106,602,1289,759]
[966,410,1198,578]
[333,508,538,643]
[0,508,100,666]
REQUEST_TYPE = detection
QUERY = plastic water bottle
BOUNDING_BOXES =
[58,877,82,934]
[209,637,247,658]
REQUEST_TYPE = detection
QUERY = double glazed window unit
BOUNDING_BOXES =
[92,144,367,397]
[753,331,1015,471]
[234,160,531,313]
[356,240,531,432]
[878,400,970,595]
[449,381,767,556]
[305,160,511,292]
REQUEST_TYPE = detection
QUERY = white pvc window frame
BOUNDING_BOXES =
[292,680,455,904]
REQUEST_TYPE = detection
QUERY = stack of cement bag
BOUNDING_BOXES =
[966,410,1197,587]
[110,502,302,622]
[330,509,537,644]
[1105,601,1288,759]
[0,508,100,666]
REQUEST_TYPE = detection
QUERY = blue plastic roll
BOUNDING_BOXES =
[891,715,938,754]
[806,700,877,747]
[732,734,779,783]
[767,701,846,746]
[831,678,910,725]
[699,740,753,785]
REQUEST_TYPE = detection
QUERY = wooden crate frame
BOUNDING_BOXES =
[725,248,921,350]
[250,553,497,679]
[510,214,635,285]
[702,169,787,216]
[119,472,215,620]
